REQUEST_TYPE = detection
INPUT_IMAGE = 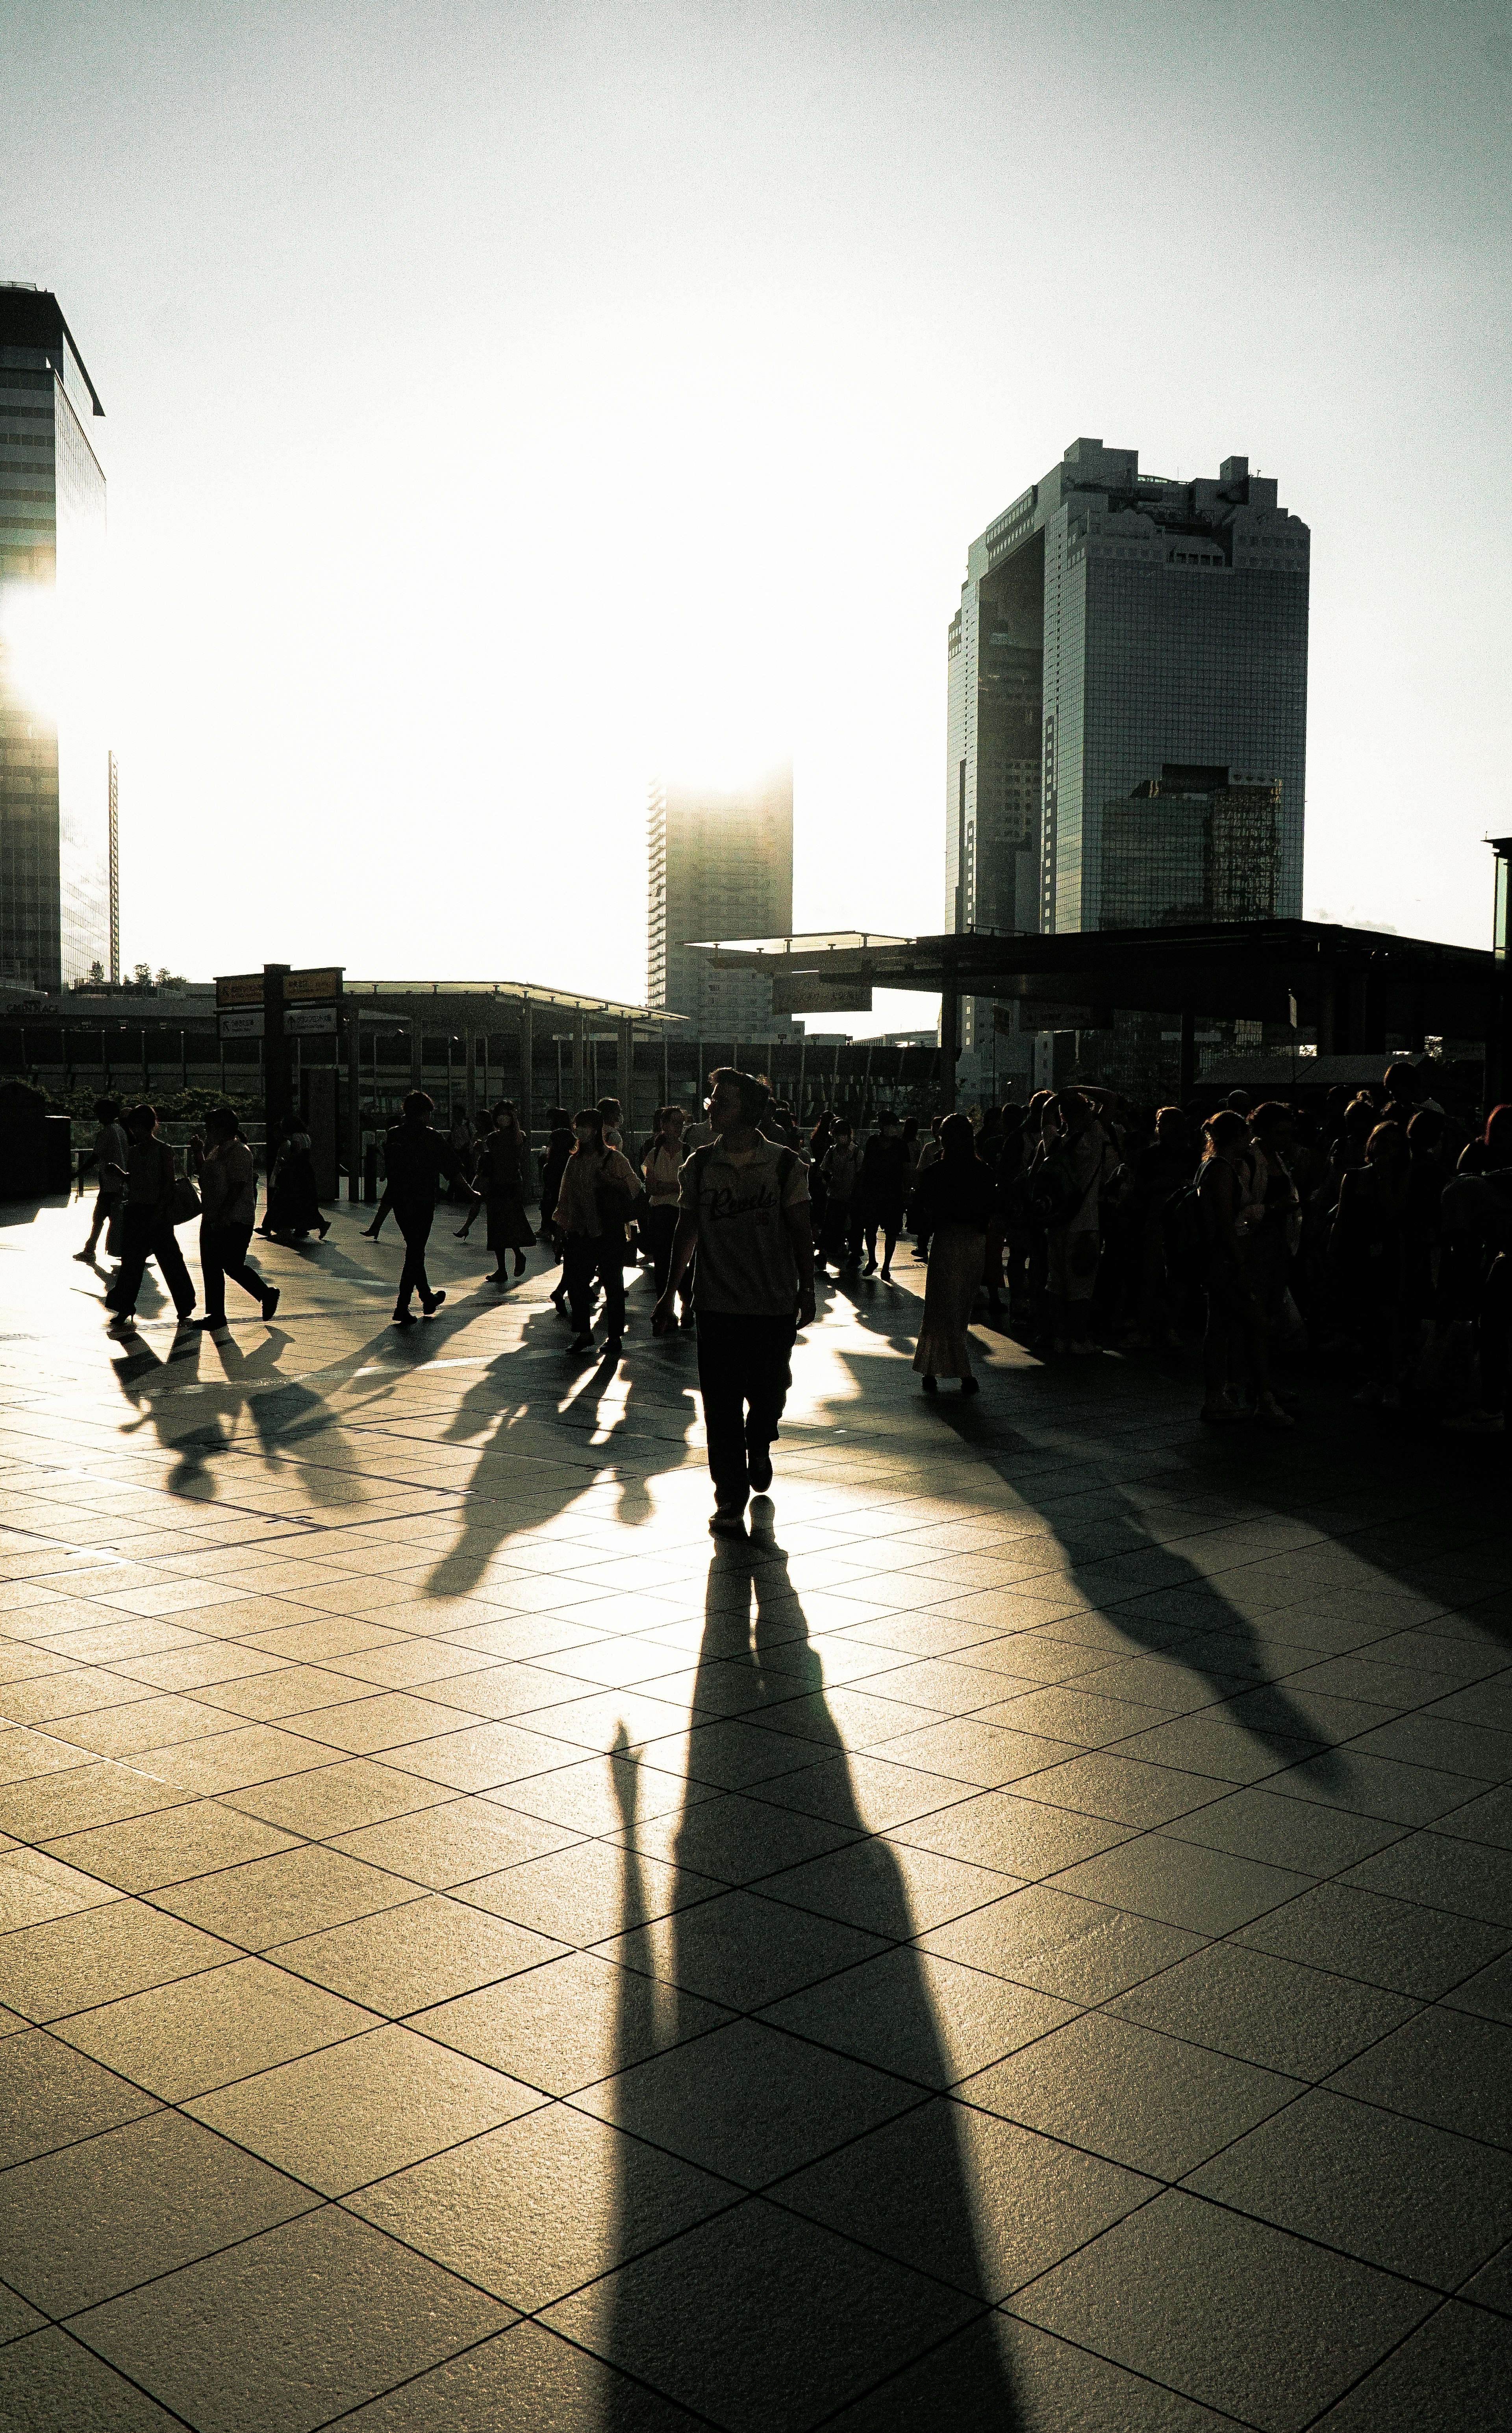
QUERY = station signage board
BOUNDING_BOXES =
[217,1008,265,1040]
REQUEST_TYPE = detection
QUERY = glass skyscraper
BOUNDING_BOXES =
[0,285,109,992]
[647,762,794,1037]
[945,437,1309,1053]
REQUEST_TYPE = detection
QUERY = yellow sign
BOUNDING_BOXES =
[215,973,264,1008]
[284,967,343,1004]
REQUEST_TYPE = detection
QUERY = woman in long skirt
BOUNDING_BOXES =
[475,1101,535,1282]
[912,1113,994,1397]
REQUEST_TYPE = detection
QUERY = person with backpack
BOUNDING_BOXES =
[652,1066,814,1534]
[553,1106,640,1359]
[641,1104,692,1321]
[102,1104,197,1336]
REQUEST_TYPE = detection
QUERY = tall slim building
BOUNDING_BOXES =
[0,285,109,991]
[946,436,1309,1052]
[647,762,794,1037]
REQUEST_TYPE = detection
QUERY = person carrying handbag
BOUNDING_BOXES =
[103,1104,197,1335]
[189,1108,280,1330]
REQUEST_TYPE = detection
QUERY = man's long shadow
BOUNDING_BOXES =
[597,1538,1021,2427]
[825,1321,1346,1783]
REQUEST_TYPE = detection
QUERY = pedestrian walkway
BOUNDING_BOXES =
[0,1203,1508,2430]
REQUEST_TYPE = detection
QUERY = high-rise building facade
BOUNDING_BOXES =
[0,285,110,991]
[946,437,1309,1052]
[647,762,794,1037]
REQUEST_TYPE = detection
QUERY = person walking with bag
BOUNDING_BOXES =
[652,1067,814,1535]
[189,1109,279,1330]
[553,1108,640,1360]
[103,1104,196,1335]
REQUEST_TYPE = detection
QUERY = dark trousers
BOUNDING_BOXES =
[113,1204,195,1318]
[200,1221,266,1321]
[695,1312,797,1507]
[644,1205,681,1298]
[565,1234,625,1340]
[393,1200,436,1312]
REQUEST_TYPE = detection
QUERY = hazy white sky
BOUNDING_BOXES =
[6,0,1510,1026]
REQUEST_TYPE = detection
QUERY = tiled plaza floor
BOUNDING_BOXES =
[0,1196,1509,2430]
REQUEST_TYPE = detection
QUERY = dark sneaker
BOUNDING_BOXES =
[709,1505,747,1537]
[423,1291,446,1316]
[747,1445,773,1493]
[262,1288,280,1322]
[393,1308,417,1325]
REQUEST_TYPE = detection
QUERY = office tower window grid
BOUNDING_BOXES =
[0,289,108,991]
[647,763,794,1037]
[946,439,1309,1060]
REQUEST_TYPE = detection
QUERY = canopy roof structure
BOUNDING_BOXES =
[702,919,1495,1052]
[344,980,685,1027]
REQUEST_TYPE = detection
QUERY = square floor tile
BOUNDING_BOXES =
[1164,1783,1405,1875]
[0,2027,159,2166]
[962,2009,1301,2179]
[757,1836,1013,1938]
[1186,2087,1512,2287]
[891,1787,1131,1879]
[1265,1748,1494,1827]
[1002,1750,1223,1828]
[0,2109,317,2313]
[154,1843,419,1949]
[271,1890,565,2014]
[0,1897,235,2023]
[0,2327,184,2427]
[1048,1833,1314,1936]
[594,1884,888,2014]
[225,1758,456,1838]
[773,2094,1156,2300]
[412,1947,733,2096]
[1010,2187,1435,2432]
[571,2015,921,2189]
[0,1844,122,1931]
[1235,1880,1510,2000]
[825,2311,1232,2431]
[1340,1830,1512,1926]
[329,1797,580,1886]
[349,2097,738,2309]
[1106,1942,1420,2080]
[543,2194,978,2432]
[762,1944,1075,2088]
[43,1797,302,1892]
[187,2022,542,2195]
[76,2205,512,2433]
[457,1837,719,1946]
[922,1884,1206,2005]
[1326,2005,1512,2146]
[1306,2298,1512,2431]
[54,1953,377,2101]
[330,2317,709,2430]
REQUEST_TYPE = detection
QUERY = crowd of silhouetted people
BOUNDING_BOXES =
[70,1053,1510,1526]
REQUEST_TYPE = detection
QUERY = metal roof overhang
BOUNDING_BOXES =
[701,922,1495,1034]
[343,982,685,1027]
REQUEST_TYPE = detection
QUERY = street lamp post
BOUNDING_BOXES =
[1489,837,1512,1113]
